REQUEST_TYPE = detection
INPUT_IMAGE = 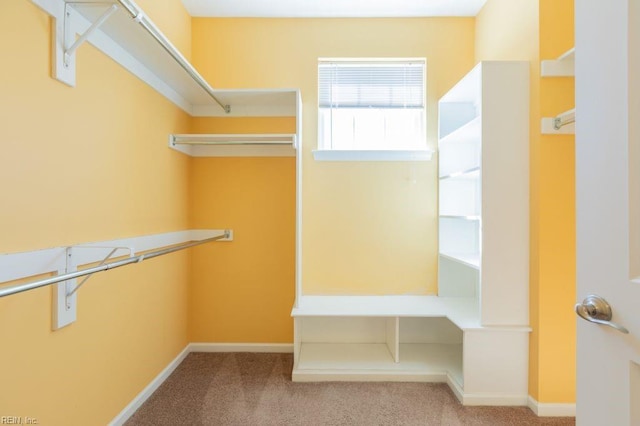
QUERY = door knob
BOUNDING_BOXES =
[575,295,629,334]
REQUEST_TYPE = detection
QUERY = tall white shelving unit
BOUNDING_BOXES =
[291,61,530,406]
[438,61,530,327]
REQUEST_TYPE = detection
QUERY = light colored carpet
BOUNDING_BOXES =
[125,353,575,426]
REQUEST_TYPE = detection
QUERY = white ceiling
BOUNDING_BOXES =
[181,0,488,18]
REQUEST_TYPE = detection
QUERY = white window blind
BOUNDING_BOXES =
[317,59,427,153]
[319,60,425,109]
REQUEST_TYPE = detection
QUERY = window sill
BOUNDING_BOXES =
[312,149,434,162]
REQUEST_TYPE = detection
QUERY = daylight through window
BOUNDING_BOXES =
[318,59,426,151]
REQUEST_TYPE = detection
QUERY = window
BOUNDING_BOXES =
[316,58,430,161]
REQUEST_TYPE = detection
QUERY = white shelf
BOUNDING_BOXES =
[439,252,480,270]
[541,47,575,77]
[439,215,480,221]
[312,149,434,162]
[169,133,297,157]
[439,178,480,217]
[439,167,480,180]
[33,0,298,117]
[292,295,480,330]
[293,342,462,385]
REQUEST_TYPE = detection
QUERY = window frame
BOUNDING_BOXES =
[314,57,433,162]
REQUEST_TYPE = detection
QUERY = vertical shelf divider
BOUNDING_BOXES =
[386,317,400,363]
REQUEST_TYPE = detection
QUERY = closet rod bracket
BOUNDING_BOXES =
[65,245,135,301]
[63,3,119,67]
[54,244,134,330]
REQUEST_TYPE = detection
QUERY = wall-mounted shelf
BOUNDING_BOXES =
[31,0,298,117]
[541,47,575,134]
[0,230,232,330]
[541,47,575,77]
[542,108,575,134]
[169,133,297,157]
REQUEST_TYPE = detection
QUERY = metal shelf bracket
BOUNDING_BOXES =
[53,2,118,87]
[53,244,133,330]
[63,4,118,66]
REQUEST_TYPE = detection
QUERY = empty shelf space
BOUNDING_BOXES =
[297,343,395,370]
[294,342,462,385]
[400,343,463,386]
[438,116,481,146]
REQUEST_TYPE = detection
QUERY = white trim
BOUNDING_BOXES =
[312,149,434,162]
[108,345,191,426]
[110,343,294,424]
[460,393,529,406]
[189,343,294,353]
[107,342,574,424]
[527,396,576,417]
[291,369,448,382]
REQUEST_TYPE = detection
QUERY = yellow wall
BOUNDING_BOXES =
[537,0,576,403]
[0,3,578,422]
[476,0,576,403]
[188,117,297,343]
[192,18,476,295]
[0,1,193,424]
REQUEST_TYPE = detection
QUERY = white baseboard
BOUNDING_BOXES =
[109,345,191,426]
[528,396,576,417]
[110,342,294,425]
[189,342,294,353]
[461,393,529,406]
[291,368,448,383]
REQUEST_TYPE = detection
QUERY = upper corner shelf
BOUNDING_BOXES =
[169,133,297,157]
[541,47,575,77]
[32,0,298,117]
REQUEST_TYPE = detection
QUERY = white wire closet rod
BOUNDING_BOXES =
[553,108,576,130]
[0,230,230,299]
[107,0,230,114]
[170,134,296,146]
